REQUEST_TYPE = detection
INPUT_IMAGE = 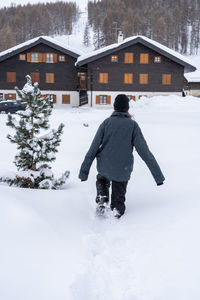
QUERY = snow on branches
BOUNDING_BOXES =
[0,75,70,189]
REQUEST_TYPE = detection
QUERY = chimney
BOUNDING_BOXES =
[118,31,123,43]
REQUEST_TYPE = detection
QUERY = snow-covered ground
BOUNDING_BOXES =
[0,95,200,300]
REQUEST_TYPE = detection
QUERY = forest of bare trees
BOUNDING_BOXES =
[0,1,78,51]
[88,0,200,54]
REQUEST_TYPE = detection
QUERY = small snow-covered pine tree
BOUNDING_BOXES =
[0,75,69,189]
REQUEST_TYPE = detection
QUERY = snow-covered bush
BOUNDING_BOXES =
[0,75,70,189]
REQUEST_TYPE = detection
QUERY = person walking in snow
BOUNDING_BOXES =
[79,94,165,218]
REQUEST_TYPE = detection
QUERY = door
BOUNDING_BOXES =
[78,72,87,89]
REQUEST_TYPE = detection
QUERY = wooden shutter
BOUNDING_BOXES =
[46,73,55,83]
[53,54,57,63]
[99,73,108,83]
[27,53,31,62]
[140,53,149,64]
[162,74,171,85]
[42,53,46,62]
[38,53,43,62]
[62,95,70,104]
[5,94,9,100]
[139,74,148,84]
[13,94,16,100]
[30,72,40,83]
[124,53,134,63]
[96,96,100,104]
[53,95,56,103]
[7,72,16,82]
[107,95,111,104]
[124,73,133,84]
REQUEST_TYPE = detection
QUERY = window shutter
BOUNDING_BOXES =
[99,73,103,83]
[124,53,133,63]
[42,53,46,62]
[140,53,149,64]
[27,53,31,62]
[62,95,70,104]
[30,72,40,83]
[162,74,171,85]
[139,74,148,84]
[107,96,111,104]
[46,73,55,83]
[124,73,133,84]
[53,54,57,63]
[5,94,9,100]
[96,96,100,104]
[38,53,42,63]
[53,95,56,103]
[13,94,16,100]
[7,72,16,82]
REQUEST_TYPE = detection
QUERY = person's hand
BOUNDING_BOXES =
[157,182,163,186]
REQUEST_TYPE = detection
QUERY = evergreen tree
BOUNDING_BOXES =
[83,22,91,47]
[0,75,69,189]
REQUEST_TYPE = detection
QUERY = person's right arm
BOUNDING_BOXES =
[79,121,105,181]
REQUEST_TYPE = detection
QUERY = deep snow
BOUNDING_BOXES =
[1,95,200,300]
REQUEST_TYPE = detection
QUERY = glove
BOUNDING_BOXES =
[157,182,163,186]
[81,179,86,182]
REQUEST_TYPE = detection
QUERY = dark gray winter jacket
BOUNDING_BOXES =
[79,112,165,183]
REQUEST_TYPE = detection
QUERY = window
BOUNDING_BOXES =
[31,53,39,62]
[0,93,3,100]
[124,73,133,84]
[124,53,134,63]
[46,53,54,63]
[127,95,135,101]
[154,56,161,63]
[5,93,16,100]
[99,73,108,84]
[45,73,55,83]
[62,95,70,104]
[111,55,118,63]
[96,95,111,105]
[162,74,171,85]
[140,53,149,64]
[7,72,16,83]
[30,72,40,83]
[19,54,26,61]
[47,94,56,103]
[139,74,148,84]
[59,55,66,62]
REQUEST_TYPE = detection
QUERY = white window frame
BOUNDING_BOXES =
[46,53,54,63]
[100,95,107,104]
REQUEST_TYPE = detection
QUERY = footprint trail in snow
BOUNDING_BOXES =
[70,211,140,300]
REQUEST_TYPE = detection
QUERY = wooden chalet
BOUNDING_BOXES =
[0,34,197,107]
[0,36,88,106]
[184,71,200,97]
[76,35,196,106]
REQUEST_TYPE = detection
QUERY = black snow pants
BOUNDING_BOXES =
[96,174,128,216]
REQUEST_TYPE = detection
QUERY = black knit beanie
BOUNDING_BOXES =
[114,94,129,112]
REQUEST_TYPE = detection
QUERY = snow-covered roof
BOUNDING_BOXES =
[184,70,200,83]
[0,36,84,62]
[76,35,196,72]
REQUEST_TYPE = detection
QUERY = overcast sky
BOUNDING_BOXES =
[0,0,88,10]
